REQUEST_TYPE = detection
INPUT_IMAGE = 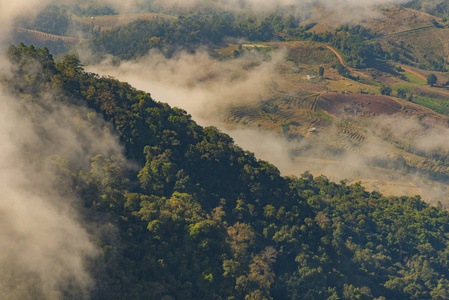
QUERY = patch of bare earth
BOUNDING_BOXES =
[319,93,402,117]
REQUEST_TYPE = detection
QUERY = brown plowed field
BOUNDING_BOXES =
[319,93,402,116]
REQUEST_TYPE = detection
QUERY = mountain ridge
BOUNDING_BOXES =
[4,42,449,299]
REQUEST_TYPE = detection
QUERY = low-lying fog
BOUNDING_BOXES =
[86,49,449,206]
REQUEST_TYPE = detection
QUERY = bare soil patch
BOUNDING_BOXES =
[319,92,402,117]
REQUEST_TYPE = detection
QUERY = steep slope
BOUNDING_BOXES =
[4,44,449,299]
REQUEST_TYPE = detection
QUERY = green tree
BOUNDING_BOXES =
[336,64,350,78]
[427,73,438,86]
[397,88,407,99]
[319,66,324,77]
[380,85,392,95]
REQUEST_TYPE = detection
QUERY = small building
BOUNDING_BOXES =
[307,75,316,80]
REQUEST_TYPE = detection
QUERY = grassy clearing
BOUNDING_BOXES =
[285,42,336,65]
[392,83,413,92]
[215,43,275,58]
[412,96,449,115]
[316,107,333,125]
[400,70,426,85]
[327,78,377,95]
[214,45,239,56]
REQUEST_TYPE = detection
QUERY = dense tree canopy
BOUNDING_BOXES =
[90,13,282,59]
[5,44,449,299]
[427,73,438,86]
[17,4,100,38]
[90,13,386,70]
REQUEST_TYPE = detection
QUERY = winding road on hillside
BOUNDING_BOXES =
[323,44,352,70]
[323,43,428,83]
[322,44,428,81]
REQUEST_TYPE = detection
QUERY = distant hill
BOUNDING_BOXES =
[403,0,449,17]
[80,7,449,203]
[78,12,175,33]
[10,1,449,207]
[12,28,85,55]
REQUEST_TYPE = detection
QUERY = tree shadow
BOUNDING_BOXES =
[376,61,402,77]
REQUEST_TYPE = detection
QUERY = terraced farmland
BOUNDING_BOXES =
[339,124,366,144]
[224,106,260,126]
[14,28,84,46]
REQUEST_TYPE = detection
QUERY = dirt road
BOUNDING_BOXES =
[323,44,352,70]
[397,65,427,82]
[323,43,429,84]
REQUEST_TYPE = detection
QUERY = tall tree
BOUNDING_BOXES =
[427,73,438,86]
[319,66,324,77]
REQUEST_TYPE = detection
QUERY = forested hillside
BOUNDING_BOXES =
[404,0,449,17]
[5,44,449,299]
[17,5,100,38]
[90,13,282,59]
[89,12,384,69]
